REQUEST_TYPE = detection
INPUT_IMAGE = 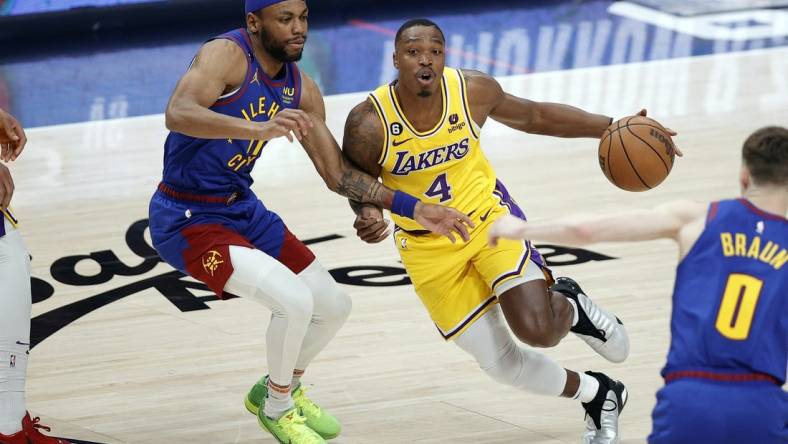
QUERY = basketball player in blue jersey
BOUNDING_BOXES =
[345,19,677,444]
[148,2,473,443]
[490,126,788,444]
[0,108,71,444]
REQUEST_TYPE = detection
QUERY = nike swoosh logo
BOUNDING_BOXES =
[479,208,492,222]
[392,138,413,147]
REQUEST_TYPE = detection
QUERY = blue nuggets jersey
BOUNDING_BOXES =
[161,28,302,194]
[664,198,787,384]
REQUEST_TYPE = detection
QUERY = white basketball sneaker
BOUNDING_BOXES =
[551,277,630,363]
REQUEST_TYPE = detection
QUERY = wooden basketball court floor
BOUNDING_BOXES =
[11,46,788,443]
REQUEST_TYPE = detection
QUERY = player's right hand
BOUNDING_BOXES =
[0,109,27,162]
[0,163,15,210]
[353,204,391,243]
[414,202,474,243]
[254,108,314,142]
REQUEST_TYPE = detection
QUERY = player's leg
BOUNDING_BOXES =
[293,259,351,375]
[223,246,326,443]
[497,276,629,363]
[476,193,629,361]
[224,245,312,418]
[0,221,71,444]
[293,260,349,439]
[244,250,349,439]
[149,195,325,442]
[454,304,627,443]
[0,222,30,439]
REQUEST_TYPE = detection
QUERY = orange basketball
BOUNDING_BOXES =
[598,115,676,192]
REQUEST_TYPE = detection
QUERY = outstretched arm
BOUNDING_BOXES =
[464,69,682,154]
[298,74,474,243]
[489,200,706,247]
[463,69,612,138]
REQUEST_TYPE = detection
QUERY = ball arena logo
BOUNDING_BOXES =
[28,219,616,349]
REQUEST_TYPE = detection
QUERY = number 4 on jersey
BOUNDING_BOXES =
[425,173,452,202]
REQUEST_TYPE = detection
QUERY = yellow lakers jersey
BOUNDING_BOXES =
[369,67,498,231]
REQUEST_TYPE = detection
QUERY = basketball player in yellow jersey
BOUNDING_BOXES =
[343,19,676,443]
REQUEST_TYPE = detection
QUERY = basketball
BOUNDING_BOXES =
[598,115,676,192]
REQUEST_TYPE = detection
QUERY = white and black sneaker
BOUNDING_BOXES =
[551,277,630,363]
[581,371,628,444]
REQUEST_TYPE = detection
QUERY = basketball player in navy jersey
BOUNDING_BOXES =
[1,108,71,444]
[490,126,787,444]
[148,1,472,443]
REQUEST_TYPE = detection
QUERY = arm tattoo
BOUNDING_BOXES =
[341,100,390,208]
[337,170,389,205]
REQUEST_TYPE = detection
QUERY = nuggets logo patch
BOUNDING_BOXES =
[202,250,225,276]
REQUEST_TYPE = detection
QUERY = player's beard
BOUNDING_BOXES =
[259,27,305,63]
[417,89,432,98]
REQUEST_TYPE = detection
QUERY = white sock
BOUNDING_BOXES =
[573,372,600,403]
[263,379,293,420]
[291,369,304,390]
[0,346,27,435]
[566,298,580,327]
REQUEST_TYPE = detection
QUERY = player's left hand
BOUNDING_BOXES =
[488,214,528,247]
[353,204,391,243]
[0,109,27,162]
[636,109,682,157]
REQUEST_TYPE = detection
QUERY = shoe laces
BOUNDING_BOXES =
[26,417,69,444]
[29,417,52,434]
[279,411,321,444]
[293,387,322,418]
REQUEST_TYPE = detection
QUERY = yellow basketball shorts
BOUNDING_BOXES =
[395,203,550,340]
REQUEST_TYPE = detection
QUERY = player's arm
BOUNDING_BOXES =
[463,69,611,138]
[342,100,390,243]
[165,40,311,142]
[489,200,706,246]
[0,107,27,162]
[298,73,474,243]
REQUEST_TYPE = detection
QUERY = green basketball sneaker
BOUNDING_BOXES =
[257,408,325,444]
[245,376,342,440]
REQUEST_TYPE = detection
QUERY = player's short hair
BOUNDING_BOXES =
[742,126,788,186]
[395,18,445,45]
